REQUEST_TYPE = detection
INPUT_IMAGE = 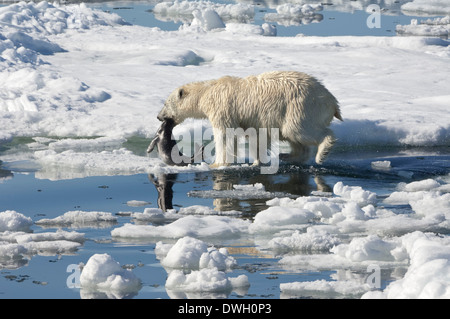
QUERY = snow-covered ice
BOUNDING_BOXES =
[0,1,449,177]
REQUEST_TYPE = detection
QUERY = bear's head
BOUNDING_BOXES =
[158,82,207,125]
[157,87,189,125]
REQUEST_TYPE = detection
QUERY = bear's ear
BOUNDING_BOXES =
[178,88,185,99]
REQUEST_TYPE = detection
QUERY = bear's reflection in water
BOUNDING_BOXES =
[148,168,331,215]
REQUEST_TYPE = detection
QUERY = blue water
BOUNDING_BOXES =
[1,142,449,298]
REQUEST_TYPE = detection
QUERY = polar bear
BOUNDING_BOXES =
[157,71,342,167]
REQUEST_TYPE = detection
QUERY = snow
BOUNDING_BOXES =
[0,1,449,299]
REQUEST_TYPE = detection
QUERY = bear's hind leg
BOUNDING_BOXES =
[315,129,336,165]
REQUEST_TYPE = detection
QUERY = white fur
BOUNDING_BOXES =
[158,71,342,166]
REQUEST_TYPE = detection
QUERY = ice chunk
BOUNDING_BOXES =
[363,232,450,299]
[126,200,151,207]
[331,235,398,262]
[281,279,371,298]
[157,236,237,271]
[111,215,250,239]
[178,205,241,216]
[80,253,141,297]
[397,179,441,192]
[371,160,391,170]
[333,182,377,206]
[0,210,33,232]
[249,206,315,234]
[268,227,341,253]
[36,210,117,228]
[14,230,85,244]
[191,9,225,31]
[160,236,208,269]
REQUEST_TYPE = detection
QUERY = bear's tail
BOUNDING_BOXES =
[334,106,343,121]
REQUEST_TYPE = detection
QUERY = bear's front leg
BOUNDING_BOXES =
[210,127,230,168]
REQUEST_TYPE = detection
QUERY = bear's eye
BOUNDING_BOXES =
[178,88,184,99]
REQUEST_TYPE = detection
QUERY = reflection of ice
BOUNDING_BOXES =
[165,268,249,299]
